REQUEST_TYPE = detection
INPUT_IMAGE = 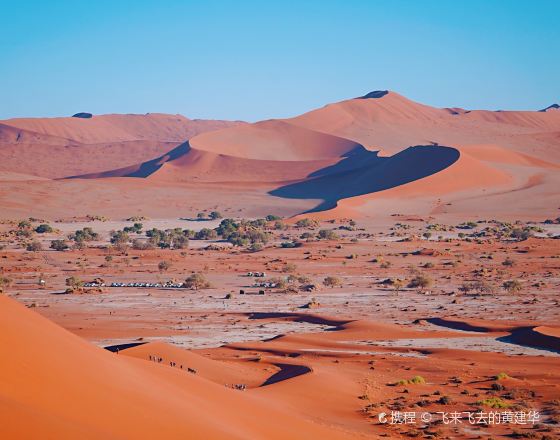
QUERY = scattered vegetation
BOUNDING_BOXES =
[282,263,297,273]
[35,224,53,234]
[494,372,510,381]
[317,229,338,240]
[26,241,42,252]
[323,276,342,288]
[50,239,69,251]
[295,218,319,229]
[158,260,172,272]
[70,227,99,243]
[502,279,522,294]
[0,276,12,293]
[397,375,426,386]
[146,228,189,249]
[65,276,83,290]
[477,397,510,408]
[123,223,143,234]
[407,274,432,291]
[215,218,270,248]
[184,273,211,290]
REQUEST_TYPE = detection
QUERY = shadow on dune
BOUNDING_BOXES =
[269,145,460,212]
[261,363,312,386]
[104,342,147,352]
[498,327,560,354]
[66,141,191,179]
[246,312,352,328]
[124,142,190,177]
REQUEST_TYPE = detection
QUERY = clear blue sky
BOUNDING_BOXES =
[1,0,559,121]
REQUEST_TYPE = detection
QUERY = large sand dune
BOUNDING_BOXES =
[1,91,558,220]
[0,114,242,178]
[0,295,353,439]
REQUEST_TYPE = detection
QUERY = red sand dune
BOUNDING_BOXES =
[189,119,362,161]
[0,113,242,178]
[1,90,559,219]
[288,91,560,158]
[0,295,354,440]
[3,113,239,144]
[121,341,274,387]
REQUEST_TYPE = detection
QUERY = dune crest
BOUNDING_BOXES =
[1,90,559,219]
[0,295,353,440]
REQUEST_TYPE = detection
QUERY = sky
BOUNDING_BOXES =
[1,0,559,121]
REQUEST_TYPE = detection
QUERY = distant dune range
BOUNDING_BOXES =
[0,113,243,179]
[0,91,559,219]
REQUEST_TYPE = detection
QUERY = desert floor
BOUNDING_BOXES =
[1,215,559,439]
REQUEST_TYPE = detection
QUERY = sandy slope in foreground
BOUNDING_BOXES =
[0,295,356,440]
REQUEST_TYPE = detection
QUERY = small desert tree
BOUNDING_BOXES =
[110,230,130,253]
[510,228,532,241]
[248,242,264,252]
[65,276,83,289]
[26,241,43,252]
[50,239,69,251]
[295,218,318,228]
[0,276,12,293]
[317,229,339,240]
[408,274,433,292]
[282,263,297,273]
[35,224,53,234]
[458,282,474,295]
[123,223,143,234]
[323,276,342,288]
[71,227,99,243]
[158,260,172,272]
[472,279,495,296]
[184,273,211,290]
[392,279,405,295]
[502,280,522,294]
[268,277,287,289]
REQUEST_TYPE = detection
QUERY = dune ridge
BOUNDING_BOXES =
[0,295,355,440]
[0,114,243,178]
[1,90,559,219]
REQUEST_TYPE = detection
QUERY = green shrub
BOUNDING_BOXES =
[295,218,318,228]
[123,223,143,234]
[317,229,338,240]
[409,375,426,384]
[184,273,211,290]
[408,274,432,291]
[35,224,53,233]
[477,397,510,408]
[158,260,172,272]
[71,227,99,242]
[26,241,42,252]
[323,276,342,288]
[494,372,510,380]
[502,280,522,294]
[397,376,426,386]
[50,240,69,251]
